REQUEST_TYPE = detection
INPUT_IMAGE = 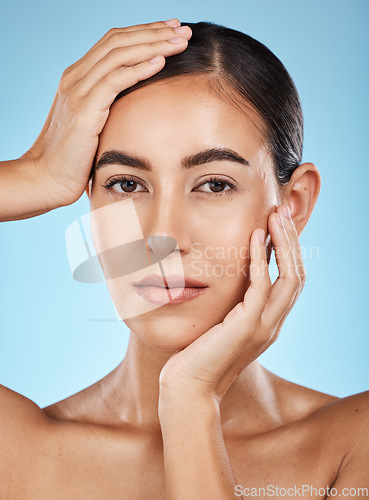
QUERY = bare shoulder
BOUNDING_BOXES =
[281,374,369,489]
[261,369,369,490]
[0,383,49,453]
[0,383,48,427]
[264,367,369,449]
[310,390,369,492]
[263,367,340,422]
[308,389,369,439]
[279,370,367,417]
[0,384,50,493]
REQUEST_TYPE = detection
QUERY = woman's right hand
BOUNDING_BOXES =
[2,19,192,221]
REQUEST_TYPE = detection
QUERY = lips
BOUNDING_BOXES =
[132,274,208,305]
[132,274,207,289]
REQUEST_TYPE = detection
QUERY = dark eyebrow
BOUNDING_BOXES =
[183,148,250,169]
[93,147,250,173]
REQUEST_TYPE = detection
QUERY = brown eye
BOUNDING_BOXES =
[209,180,228,192]
[119,179,137,193]
[103,175,147,197]
[112,178,146,194]
[195,177,237,196]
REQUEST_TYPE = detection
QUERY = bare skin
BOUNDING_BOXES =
[1,367,368,499]
[1,19,368,500]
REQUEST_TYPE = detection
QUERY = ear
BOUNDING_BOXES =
[85,179,91,200]
[280,162,321,236]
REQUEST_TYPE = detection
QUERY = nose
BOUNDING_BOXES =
[143,190,190,260]
[146,235,177,260]
[138,186,194,260]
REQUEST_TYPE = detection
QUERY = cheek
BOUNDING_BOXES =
[189,195,269,300]
[191,199,257,267]
[189,206,251,306]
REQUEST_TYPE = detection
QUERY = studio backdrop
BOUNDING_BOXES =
[1,0,368,407]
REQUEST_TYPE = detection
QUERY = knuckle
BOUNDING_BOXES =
[60,61,81,91]
[65,83,85,110]
[68,93,82,114]
[96,70,116,93]
[102,70,116,87]
[108,30,124,45]
[59,78,69,95]
[61,66,71,79]
[270,329,280,345]
[60,68,73,90]
[299,274,307,289]
[108,46,120,58]
[293,274,301,287]
[71,80,84,98]
[107,27,120,36]
[127,65,140,85]
[142,22,160,30]
[73,96,89,124]
[259,329,272,347]
[104,46,123,64]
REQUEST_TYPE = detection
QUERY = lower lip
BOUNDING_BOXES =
[133,285,208,305]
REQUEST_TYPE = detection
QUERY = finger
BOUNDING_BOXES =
[90,19,181,51]
[264,204,306,332]
[79,57,167,121]
[199,227,271,369]
[183,230,273,396]
[66,21,185,80]
[261,209,302,328]
[230,228,272,328]
[81,24,190,75]
[75,35,190,96]
[276,204,306,286]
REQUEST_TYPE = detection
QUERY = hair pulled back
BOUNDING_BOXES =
[113,21,304,186]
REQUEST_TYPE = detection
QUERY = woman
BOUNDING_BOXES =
[0,18,368,499]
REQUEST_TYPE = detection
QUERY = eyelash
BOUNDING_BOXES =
[102,175,238,197]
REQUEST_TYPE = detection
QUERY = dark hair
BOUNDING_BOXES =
[92,21,303,186]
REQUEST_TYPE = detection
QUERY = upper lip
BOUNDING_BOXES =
[132,274,208,288]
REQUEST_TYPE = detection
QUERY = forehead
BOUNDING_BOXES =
[98,74,267,163]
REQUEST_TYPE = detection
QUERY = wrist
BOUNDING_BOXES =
[0,155,58,221]
[24,152,70,210]
[158,385,219,424]
[19,152,61,211]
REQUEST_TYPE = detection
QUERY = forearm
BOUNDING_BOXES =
[159,391,243,500]
[0,156,55,222]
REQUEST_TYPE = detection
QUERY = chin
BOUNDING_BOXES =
[123,306,225,352]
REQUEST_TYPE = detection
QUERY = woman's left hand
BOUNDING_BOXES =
[158,203,306,404]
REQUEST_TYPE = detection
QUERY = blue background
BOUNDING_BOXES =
[1,0,368,407]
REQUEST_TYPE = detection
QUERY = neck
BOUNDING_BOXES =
[99,331,282,438]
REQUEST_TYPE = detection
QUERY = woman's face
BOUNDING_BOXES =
[86,74,281,351]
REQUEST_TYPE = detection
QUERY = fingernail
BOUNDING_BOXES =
[149,55,162,64]
[258,229,265,243]
[276,214,284,227]
[168,36,186,43]
[164,18,180,26]
[174,26,190,35]
[282,205,292,220]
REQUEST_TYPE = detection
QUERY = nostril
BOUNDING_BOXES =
[146,235,177,259]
